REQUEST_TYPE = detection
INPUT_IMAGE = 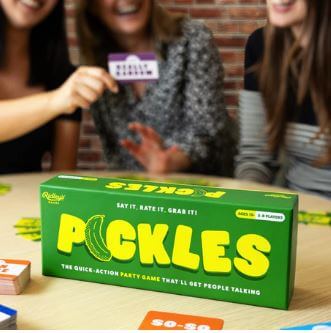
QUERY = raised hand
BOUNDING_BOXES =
[120,122,191,174]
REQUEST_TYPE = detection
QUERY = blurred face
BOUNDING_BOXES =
[94,0,152,37]
[266,0,307,28]
[0,0,58,30]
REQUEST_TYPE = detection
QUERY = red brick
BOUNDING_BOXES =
[225,94,239,107]
[215,36,246,48]
[190,8,222,18]
[227,7,267,19]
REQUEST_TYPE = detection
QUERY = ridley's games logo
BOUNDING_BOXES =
[42,191,65,205]
[56,213,271,279]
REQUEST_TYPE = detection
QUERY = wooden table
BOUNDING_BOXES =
[1,172,330,329]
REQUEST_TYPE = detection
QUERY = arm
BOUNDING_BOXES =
[0,92,59,143]
[51,119,81,171]
[235,90,279,183]
[0,67,118,143]
[234,28,279,183]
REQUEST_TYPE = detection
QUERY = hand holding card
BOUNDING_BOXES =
[108,52,159,83]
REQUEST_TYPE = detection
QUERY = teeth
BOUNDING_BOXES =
[20,0,42,9]
[271,0,295,5]
[117,4,139,14]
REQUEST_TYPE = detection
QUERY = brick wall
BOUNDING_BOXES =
[65,0,266,170]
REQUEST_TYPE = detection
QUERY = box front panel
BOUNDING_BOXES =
[41,184,295,309]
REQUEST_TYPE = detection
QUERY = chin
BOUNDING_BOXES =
[7,12,41,29]
[9,19,37,30]
[269,15,296,28]
[117,22,146,35]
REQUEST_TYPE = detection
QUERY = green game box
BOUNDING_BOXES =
[40,174,298,309]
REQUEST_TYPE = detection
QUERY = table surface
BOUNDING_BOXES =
[0,171,330,330]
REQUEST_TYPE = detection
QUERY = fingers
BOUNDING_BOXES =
[59,66,119,112]
[74,82,99,105]
[79,67,119,93]
[128,122,163,147]
[71,91,91,110]
[120,139,148,167]
[77,74,105,96]
[167,145,181,153]
[120,139,140,155]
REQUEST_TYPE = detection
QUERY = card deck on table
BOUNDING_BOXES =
[281,322,331,330]
[0,183,11,196]
[138,311,224,330]
[0,304,17,330]
[108,52,159,83]
[0,259,31,295]
[298,211,331,225]
[14,218,41,241]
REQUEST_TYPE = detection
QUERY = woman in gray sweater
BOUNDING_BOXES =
[76,0,235,175]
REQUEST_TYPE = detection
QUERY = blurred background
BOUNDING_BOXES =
[64,0,266,171]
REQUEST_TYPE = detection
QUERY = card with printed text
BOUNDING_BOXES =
[108,52,159,83]
[139,310,224,330]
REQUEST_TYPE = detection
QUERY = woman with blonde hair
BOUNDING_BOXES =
[236,0,331,197]
[76,0,235,175]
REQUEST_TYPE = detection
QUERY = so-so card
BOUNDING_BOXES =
[108,52,159,83]
[138,310,224,330]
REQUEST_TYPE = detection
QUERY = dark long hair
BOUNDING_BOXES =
[259,0,331,163]
[0,0,71,88]
[76,0,185,68]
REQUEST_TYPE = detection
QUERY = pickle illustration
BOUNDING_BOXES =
[85,214,112,261]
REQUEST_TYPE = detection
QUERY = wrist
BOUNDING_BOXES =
[46,89,67,117]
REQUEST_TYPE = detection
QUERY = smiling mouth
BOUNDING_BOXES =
[270,0,296,8]
[19,0,43,9]
[116,1,141,16]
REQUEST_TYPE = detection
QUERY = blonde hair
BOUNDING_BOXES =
[76,0,185,67]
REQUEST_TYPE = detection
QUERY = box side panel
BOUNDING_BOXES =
[287,200,298,308]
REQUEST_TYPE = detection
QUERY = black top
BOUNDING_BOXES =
[244,27,317,126]
[0,65,81,174]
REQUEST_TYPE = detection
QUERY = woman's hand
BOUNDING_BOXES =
[120,122,191,174]
[49,66,119,115]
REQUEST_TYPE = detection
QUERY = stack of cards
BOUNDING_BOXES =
[298,211,331,226]
[0,259,31,295]
[0,305,17,329]
[0,183,11,196]
[14,217,41,241]
[282,322,331,330]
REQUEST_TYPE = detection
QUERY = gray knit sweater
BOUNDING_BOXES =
[90,19,236,176]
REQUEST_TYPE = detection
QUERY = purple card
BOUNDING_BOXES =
[108,52,159,83]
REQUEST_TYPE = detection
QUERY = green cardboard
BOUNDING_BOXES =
[0,183,11,196]
[40,174,298,309]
